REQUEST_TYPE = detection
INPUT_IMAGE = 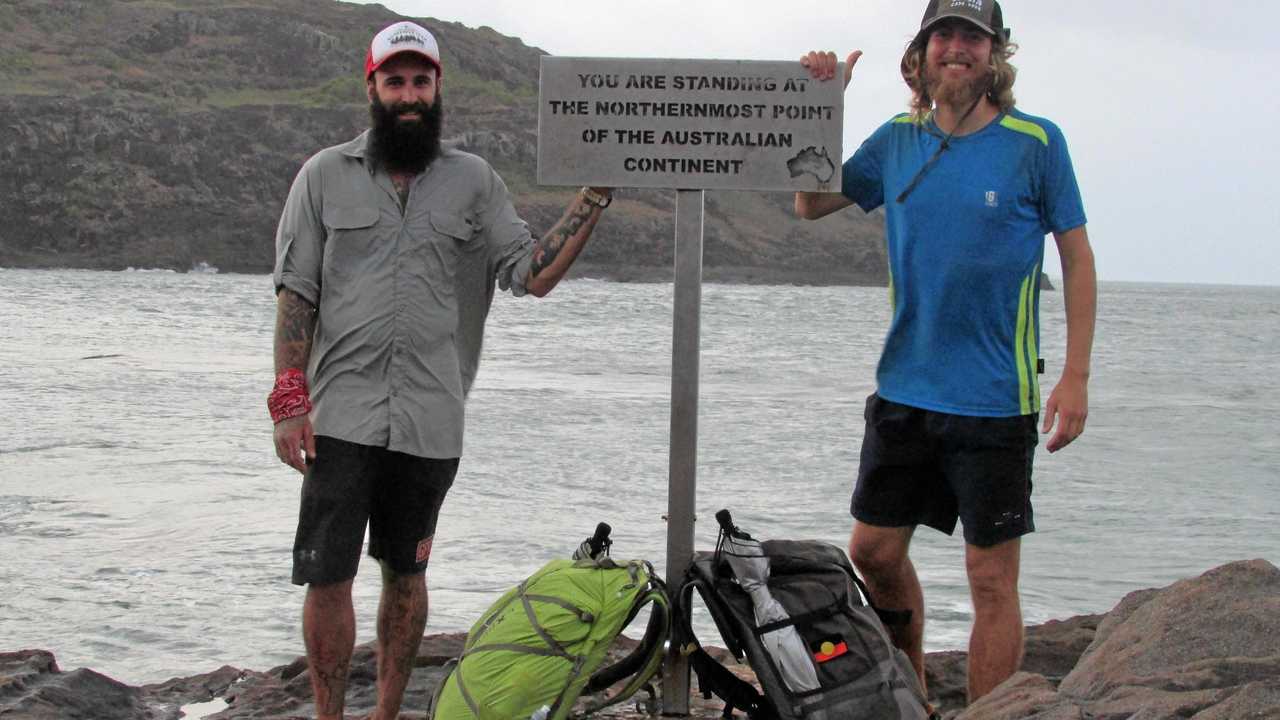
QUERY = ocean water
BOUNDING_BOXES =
[0,268,1277,685]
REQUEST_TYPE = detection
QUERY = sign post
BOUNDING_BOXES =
[537,57,842,715]
[661,188,703,711]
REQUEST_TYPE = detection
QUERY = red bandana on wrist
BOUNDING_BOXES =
[268,368,313,424]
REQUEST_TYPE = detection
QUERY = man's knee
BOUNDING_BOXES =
[849,539,897,578]
[379,560,427,587]
[304,579,355,623]
[965,540,1020,608]
[307,578,354,599]
[849,524,912,580]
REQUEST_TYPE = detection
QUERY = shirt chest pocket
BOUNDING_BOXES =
[321,205,382,279]
[428,211,478,246]
[419,211,481,285]
[323,205,380,236]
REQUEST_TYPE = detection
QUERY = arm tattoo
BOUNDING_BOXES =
[530,197,594,278]
[274,289,317,373]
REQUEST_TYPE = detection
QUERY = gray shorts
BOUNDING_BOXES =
[852,394,1037,547]
[292,436,457,586]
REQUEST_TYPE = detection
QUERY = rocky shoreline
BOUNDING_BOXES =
[3,560,1276,719]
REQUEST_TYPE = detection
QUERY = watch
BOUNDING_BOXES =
[581,187,612,208]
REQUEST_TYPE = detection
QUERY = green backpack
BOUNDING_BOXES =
[429,524,670,720]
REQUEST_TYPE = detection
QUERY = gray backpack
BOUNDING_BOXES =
[673,510,930,719]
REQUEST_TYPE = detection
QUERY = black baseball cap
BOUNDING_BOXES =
[916,0,1011,43]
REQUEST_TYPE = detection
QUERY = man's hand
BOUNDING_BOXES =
[1042,373,1088,453]
[799,50,862,89]
[274,415,316,474]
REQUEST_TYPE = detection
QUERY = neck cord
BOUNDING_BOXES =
[895,91,987,204]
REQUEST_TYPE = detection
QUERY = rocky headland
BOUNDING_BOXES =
[0,0,890,285]
[3,560,1277,719]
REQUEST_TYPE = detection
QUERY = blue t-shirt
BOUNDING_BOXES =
[842,109,1086,417]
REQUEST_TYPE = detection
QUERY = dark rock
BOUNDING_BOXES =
[1190,678,1280,719]
[0,650,173,720]
[1021,613,1102,682]
[141,665,247,709]
[924,613,1103,717]
[924,650,969,714]
[948,672,1075,720]
[959,559,1280,720]
[414,631,467,667]
[0,649,60,698]
[4,562,1273,719]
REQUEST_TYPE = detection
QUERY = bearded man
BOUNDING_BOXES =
[796,0,1097,711]
[267,21,613,720]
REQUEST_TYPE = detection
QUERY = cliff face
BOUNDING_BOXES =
[0,0,888,283]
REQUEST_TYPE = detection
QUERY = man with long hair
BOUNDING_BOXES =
[796,0,1097,710]
[267,21,613,720]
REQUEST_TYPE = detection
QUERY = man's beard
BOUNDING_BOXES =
[369,93,443,174]
[924,61,991,110]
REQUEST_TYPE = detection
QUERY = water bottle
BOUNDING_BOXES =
[529,704,552,720]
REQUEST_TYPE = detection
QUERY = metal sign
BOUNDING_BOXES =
[538,57,843,192]
[536,54,846,717]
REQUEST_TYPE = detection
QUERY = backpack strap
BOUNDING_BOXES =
[846,564,913,627]
[687,647,776,720]
[672,578,779,720]
[425,656,457,718]
[872,605,913,627]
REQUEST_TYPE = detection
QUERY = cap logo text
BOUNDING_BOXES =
[389,31,427,48]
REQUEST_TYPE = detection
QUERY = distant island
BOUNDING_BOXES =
[0,0,1053,289]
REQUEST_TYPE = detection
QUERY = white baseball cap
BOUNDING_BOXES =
[365,21,442,79]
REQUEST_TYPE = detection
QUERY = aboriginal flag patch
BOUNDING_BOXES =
[812,638,849,663]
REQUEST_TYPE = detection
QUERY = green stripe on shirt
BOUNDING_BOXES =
[1000,115,1049,146]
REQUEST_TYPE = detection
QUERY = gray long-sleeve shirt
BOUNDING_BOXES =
[273,131,535,458]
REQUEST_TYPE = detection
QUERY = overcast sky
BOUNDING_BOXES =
[355,0,1278,286]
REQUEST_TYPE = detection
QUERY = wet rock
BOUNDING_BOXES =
[0,650,173,720]
[141,665,247,709]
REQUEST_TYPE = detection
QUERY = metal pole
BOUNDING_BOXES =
[662,189,704,716]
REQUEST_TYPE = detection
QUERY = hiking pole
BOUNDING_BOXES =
[573,522,613,561]
[588,522,612,558]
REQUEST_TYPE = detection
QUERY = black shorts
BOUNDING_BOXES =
[291,436,457,586]
[851,394,1038,547]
